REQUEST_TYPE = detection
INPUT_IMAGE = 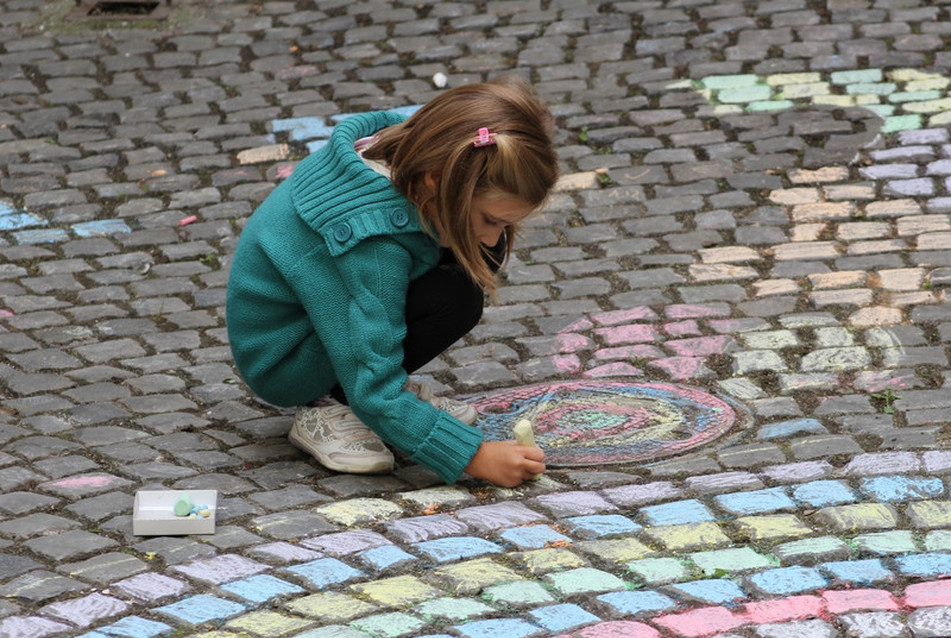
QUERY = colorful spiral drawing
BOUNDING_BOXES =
[470,380,750,467]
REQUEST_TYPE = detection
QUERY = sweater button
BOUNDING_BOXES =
[390,207,409,228]
[332,222,352,242]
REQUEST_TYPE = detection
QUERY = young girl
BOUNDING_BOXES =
[226,76,558,487]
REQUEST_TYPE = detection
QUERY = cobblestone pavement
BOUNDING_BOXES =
[1,1,951,637]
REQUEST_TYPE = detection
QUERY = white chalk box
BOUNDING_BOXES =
[133,489,218,536]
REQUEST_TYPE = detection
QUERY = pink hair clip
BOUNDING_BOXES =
[473,127,496,148]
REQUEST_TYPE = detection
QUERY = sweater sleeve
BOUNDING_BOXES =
[295,235,483,483]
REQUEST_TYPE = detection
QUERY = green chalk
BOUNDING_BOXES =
[173,495,194,517]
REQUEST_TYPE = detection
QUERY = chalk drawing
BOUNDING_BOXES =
[469,380,749,467]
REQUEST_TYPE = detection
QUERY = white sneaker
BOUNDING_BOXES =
[289,399,394,474]
[406,379,478,425]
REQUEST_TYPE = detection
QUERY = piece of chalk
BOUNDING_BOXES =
[513,419,536,447]
[173,495,194,517]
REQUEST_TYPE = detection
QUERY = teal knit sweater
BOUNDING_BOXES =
[226,111,485,483]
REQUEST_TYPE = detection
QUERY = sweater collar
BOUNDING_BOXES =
[291,111,410,231]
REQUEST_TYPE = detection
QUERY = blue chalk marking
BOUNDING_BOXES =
[454,618,542,638]
[749,566,828,595]
[286,558,363,588]
[639,499,716,526]
[563,514,643,538]
[895,552,951,577]
[499,525,573,549]
[596,590,678,615]
[12,228,69,244]
[219,574,304,603]
[821,558,893,584]
[758,418,826,440]
[72,219,132,237]
[859,475,946,502]
[96,616,173,637]
[156,594,246,624]
[529,603,600,631]
[715,487,796,515]
[670,578,747,604]
[358,544,417,571]
[792,480,859,508]
[413,536,502,563]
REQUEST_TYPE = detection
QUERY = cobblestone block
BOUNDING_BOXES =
[639,499,716,526]
[431,558,523,595]
[853,531,920,555]
[895,553,951,578]
[822,558,894,585]
[483,580,556,608]
[814,504,900,532]
[546,566,627,596]
[286,591,378,623]
[156,594,246,625]
[645,522,733,552]
[627,557,691,584]
[715,488,797,515]
[905,501,951,529]
[771,536,852,566]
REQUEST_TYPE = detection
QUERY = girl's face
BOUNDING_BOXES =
[470,194,534,247]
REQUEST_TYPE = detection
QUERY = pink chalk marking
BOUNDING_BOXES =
[594,345,665,361]
[556,333,594,353]
[50,475,117,490]
[665,335,735,357]
[648,356,709,380]
[594,324,660,346]
[904,580,951,608]
[576,621,661,638]
[653,606,745,637]
[738,595,823,624]
[665,304,730,319]
[561,317,595,333]
[590,307,658,326]
[583,362,644,378]
[177,215,198,226]
[823,588,900,614]
[0,309,13,318]
[552,354,582,374]
[276,163,297,180]
[664,320,702,337]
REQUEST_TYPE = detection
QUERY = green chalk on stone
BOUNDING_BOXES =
[514,419,536,447]
[174,495,194,517]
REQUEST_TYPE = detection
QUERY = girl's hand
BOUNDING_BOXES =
[464,440,546,487]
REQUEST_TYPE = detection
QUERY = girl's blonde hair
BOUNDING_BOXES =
[364,75,559,293]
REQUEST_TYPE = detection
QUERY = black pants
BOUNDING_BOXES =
[330,236,504,404]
